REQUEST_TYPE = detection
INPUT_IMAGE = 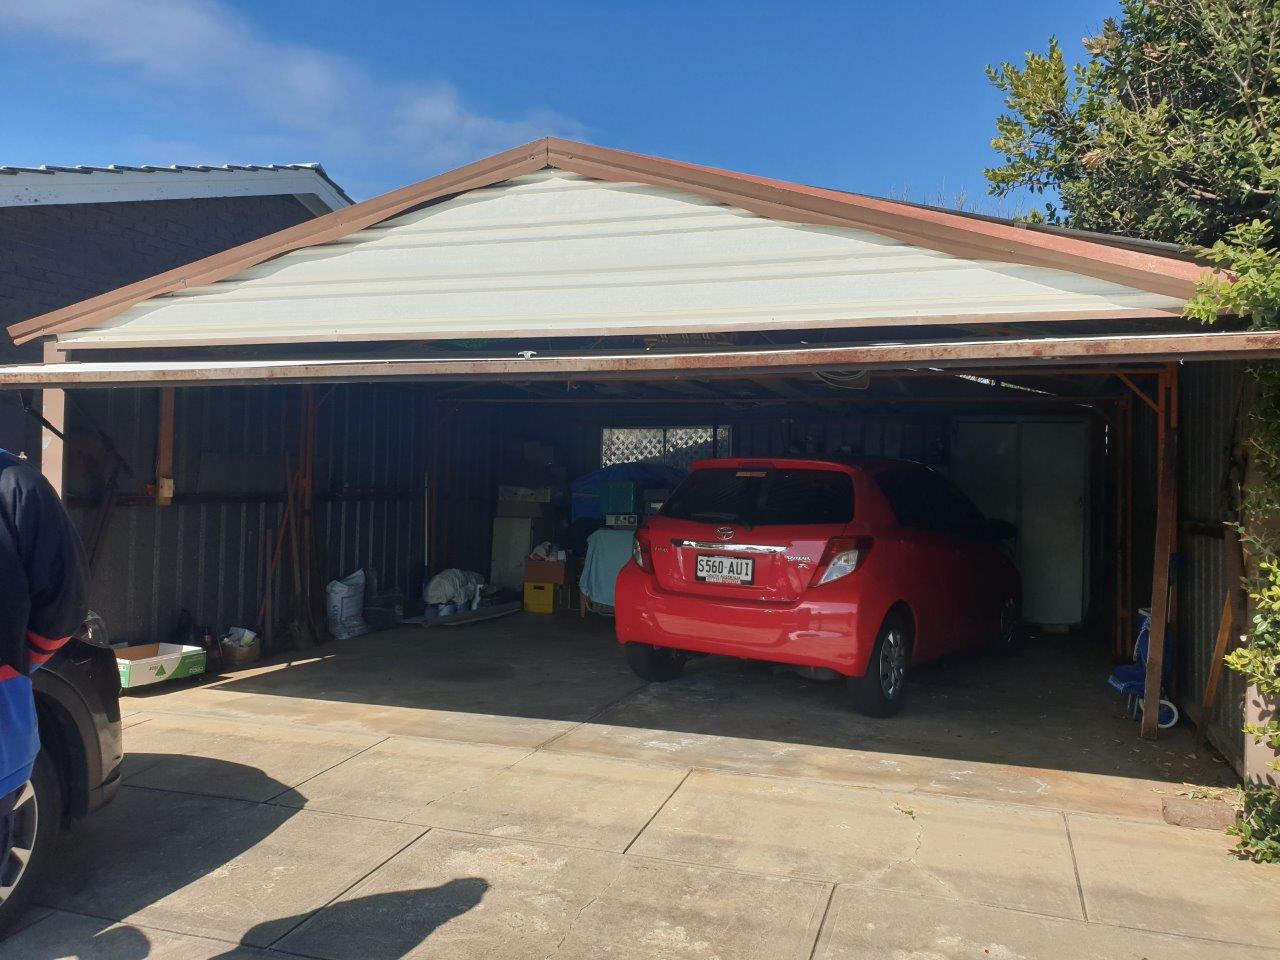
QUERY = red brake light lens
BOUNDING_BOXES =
[811,536,872,586]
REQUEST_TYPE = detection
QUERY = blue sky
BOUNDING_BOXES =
[0,1,1117,207]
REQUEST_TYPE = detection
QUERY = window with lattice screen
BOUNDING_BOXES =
[600,426,732,470]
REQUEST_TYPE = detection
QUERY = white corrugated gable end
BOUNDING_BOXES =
[59,171,1186,349]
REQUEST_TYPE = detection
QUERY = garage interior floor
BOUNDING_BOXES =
[7,615,1277,960]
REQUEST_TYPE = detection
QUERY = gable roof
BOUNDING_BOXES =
[7,139,1213,348]
[0,162,351,214]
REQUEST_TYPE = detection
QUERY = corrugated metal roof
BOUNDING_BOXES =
[2,161,325,178]
[53,171,1186,350]
[0,162,352,211]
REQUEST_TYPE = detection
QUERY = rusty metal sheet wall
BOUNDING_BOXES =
[1178,361,1248,769]
[65,382,427,644]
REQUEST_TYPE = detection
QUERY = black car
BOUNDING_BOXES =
[0,614,122,935]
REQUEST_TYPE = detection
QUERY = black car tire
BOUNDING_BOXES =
[0,750,62,938]
[993,596,1024,657]
[624,643,687,682]
[848,615,910,718]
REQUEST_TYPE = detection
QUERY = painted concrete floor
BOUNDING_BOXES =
[4,616,1277,959]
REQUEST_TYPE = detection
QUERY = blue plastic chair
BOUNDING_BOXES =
[1108,607,1179,728]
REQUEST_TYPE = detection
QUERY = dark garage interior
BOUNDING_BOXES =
[27,350,1245,791]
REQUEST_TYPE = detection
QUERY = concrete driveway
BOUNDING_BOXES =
[3,617,1278,959]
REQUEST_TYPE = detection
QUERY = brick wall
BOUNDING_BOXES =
[0,193,315,455]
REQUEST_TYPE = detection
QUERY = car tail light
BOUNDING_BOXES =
[632,529,653,572]
[811,537,872,586]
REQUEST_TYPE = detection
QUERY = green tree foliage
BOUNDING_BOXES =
[986,0,1280,244]
[985,0,1280,862]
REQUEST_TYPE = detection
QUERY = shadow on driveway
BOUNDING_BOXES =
[15,755,486,960]
[167,618,1235,787]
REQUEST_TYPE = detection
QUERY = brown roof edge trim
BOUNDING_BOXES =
[546,139,1219,301]
[5,330,1276,388]
[8,139,553,345]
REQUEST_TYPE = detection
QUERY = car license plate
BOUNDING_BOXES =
[696,554,754,585]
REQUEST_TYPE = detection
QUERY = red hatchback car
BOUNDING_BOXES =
[615,458,1021,716]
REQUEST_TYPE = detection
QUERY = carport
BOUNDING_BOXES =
[4,138,1278,781]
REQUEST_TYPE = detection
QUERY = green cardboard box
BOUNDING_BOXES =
[116,642,206,689]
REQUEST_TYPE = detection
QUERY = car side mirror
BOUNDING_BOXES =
[984,519,1017,541]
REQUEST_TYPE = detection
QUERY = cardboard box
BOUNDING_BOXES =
[498,485,552,503]
[116,643,206,689]
[524,558,567,584]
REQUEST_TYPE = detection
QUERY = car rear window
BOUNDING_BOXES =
[661,468,853,526]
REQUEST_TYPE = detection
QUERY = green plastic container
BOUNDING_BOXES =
[599,481,637,515]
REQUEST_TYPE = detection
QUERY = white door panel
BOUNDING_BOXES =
[951,419,1090,625]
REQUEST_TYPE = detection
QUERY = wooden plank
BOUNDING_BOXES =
[1141,425,1179,739]
[1200,526,1245,737]
[39,341,66,496]
[262,530,274,652]
[154,387,175,506]
[11,331,1280,389]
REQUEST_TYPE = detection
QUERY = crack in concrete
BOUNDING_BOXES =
[540,865,624,959]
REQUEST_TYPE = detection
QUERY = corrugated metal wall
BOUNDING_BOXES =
[65,382,427,644]
[429,403,513,578]
[1178,361,1248,769]
[317,384,428,601]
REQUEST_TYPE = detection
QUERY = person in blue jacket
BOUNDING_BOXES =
[1,450,88,856]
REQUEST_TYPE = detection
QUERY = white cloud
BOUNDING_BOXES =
[0,0,583,193]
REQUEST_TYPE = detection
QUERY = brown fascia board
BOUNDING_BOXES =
[10,137,1218,347]
[5,330,1279,388]
[7,140,552,345]
[546,139,1216,301]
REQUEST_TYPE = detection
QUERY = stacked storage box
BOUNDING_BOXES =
[523,555,567,614]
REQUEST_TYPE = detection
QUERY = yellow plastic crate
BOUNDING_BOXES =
[523,581,556,614]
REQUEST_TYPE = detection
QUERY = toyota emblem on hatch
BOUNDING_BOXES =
[716,526,735,541]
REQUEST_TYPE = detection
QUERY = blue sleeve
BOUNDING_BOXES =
[0,675,39,797]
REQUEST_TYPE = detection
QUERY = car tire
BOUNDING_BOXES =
[624,643,687,682]
[848,615,910,717]
[993,596,1024,657]
[0,750,62,938]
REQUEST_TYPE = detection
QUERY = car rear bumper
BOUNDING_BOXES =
[615,563,874,675]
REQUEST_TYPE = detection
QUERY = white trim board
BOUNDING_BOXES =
[0,165,351,212]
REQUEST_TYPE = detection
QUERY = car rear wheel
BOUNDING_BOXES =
[993,596,1023,656]
[0,751,62,938]
[624,643,687,682]
[848,616,910,717]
